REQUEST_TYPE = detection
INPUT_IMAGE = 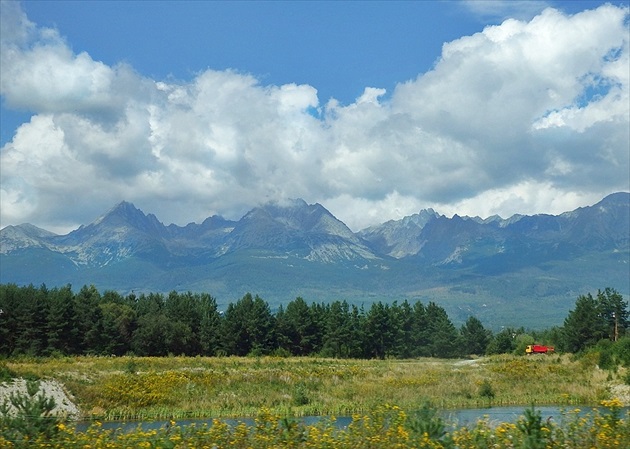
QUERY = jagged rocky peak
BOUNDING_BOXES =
[247,198,355,238]
[0,223,57,254]
[261,198,318,223]
[7,223,57,238]
[360,208,439,235]
[91,201,164,232]
[0,191,628,299]
[267,197,309,209]
[200,214,234,228]
[402,208,439,227]
[357,208,441,259]
[96,201,145,223]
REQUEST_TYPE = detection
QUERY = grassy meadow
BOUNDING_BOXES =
[3,353,626,421]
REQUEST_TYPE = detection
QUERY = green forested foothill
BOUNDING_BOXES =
[0,284,627,361]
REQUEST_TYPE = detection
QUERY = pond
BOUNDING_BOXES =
[74,405,617,433]
[443,405,584,427]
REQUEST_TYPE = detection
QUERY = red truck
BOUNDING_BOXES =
[525,344,554,354]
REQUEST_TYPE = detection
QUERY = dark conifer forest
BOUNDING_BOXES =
[0,284,627,359]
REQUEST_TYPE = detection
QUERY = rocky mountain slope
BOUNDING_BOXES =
[1,192,628,328]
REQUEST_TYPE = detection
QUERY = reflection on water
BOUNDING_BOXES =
[74,416,353,433]
[443,406,575,427]
[74,405,625,433]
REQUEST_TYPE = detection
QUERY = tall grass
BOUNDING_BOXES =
[2,402,629,448]
[3,354,623,421]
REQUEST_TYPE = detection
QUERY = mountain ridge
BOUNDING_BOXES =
[2,192,628,266]
[1,192,628,328]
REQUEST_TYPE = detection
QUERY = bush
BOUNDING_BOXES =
[408,403,454,448]
[615,337,630,366]
[514,334,535,356]
[599,348,615,370]
[479,379,495,400]
[0,380,65,445]
[593,339,616,370]
[292,382,310,406]
[516,407,551,449]
[0,362,16,383]
[271,348,292,358]
[124,357,139,375]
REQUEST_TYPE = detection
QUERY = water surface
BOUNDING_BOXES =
[74,405,620,433]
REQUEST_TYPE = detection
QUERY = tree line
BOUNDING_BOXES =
[0,283,627,359]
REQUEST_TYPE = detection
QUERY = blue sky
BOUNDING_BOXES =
[7,1,612,117]
[1,0,629,233]
[0,1,491,143]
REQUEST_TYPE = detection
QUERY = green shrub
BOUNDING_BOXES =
[0,380,65,445]
[124,357,139,375]
[271,347,292,358]
[408,403,454,448]
[514,334,535,356]
[0,362,16,383]
[292,382,310,406]
[615,337,630,366]
[516,407,551,449]
[479,379,495,400]
[599,348,615,370]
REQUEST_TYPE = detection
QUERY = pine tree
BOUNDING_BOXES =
[276,298,319,355]
[99,302,136,355]
[563,293,607,353]
[46,285,78,355]
[410,301,430,357]
[321,301,351,358]
[164,291,203,355]
[364,302,395,359]
[132,312,170,356]
[249,295,276,354]
[13,284,49,356]
[486,327,518,354]
[73,285,107,354]
[219,293,275,356]
[460,316,491,356]
[199,293,222,356]
[425,302,459,358]
[346,304,366,358]
[597,288,628,342]
[0,284,21,355]
[391,300,415,358]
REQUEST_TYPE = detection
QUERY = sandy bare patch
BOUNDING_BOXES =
[0,378,80,419]
[609,383,630,406]
[453,358,483,367]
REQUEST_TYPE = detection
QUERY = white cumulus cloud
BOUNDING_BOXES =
[0,1,628,233]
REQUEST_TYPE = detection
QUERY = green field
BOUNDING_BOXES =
[3,354,626,421]
[2,355,630,448]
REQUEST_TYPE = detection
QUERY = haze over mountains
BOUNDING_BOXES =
[1,193,628,329]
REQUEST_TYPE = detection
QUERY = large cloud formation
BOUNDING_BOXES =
[1,1,628,232]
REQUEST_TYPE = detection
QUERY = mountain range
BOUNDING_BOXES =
[1,193,628,329]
